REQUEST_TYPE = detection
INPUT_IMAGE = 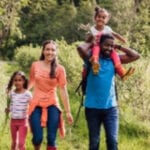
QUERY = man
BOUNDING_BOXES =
[77,33,140,150]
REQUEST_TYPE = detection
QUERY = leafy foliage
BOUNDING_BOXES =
[0,0,149,59]
[14,40,82,84]
[1,54,150,149]
[14,44,41,73]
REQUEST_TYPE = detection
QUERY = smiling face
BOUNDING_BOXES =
[42,43,57,62]
[95,11,110,27]
[100,38,114,58]
[13,74,25,90]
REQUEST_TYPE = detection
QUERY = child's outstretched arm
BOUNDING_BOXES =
[112,31,127,43]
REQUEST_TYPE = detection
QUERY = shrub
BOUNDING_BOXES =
[14,44,41,73]
[14,40,83,87]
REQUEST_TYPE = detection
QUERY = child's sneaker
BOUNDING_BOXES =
[92,61,100,74]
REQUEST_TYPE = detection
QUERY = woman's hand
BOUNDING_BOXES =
[66,112,73,125]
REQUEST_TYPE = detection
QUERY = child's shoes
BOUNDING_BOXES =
[122,67,135,80]
[92,61,100,74]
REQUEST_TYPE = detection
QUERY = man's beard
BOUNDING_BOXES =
[101,50,112,58]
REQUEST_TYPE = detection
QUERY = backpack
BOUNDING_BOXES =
[75,63,90,96]
[74,64,90,127]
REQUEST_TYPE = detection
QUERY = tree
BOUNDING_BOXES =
[0,0,29,58]
[110,0,149,56]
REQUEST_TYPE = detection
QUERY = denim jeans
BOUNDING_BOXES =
[85,107,119,150]
[29,105,60,146]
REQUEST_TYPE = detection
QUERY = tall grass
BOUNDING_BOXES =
[0,54,150,149]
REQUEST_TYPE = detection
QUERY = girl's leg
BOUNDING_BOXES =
[18,119,28,150]
[91,32,103,75]
[47,105,60,148]
[29,107,43,147]
[10,119,18,150]
[111,50,126,77]
[111,50,135,80]
[91,44,100,74]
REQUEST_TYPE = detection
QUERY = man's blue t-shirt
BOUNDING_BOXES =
[84,57,117,109]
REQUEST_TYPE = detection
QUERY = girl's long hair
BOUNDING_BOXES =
[39,40,58,78]
[7,71,28,92]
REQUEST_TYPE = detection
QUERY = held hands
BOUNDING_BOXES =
[66,112,73,125]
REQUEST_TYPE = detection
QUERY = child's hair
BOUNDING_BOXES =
[40,40,57,78]
[7,71,28,92]
[94,6,110,19]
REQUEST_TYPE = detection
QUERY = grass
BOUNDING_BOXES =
[0,60,150,150]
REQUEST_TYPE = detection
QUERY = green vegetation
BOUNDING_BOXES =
[0,41,150,149]
[0,0,149,58]
[0,0,150,149]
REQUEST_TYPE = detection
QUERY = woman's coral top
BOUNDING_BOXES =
[29,61,67,138]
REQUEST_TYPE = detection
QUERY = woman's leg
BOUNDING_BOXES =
[29,107,43,147]
[47,105,60,148]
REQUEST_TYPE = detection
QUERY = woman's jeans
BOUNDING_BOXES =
[29,105,60,146]
[85,107,119,150]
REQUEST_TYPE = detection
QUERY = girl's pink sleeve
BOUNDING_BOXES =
[28,63,35,89]
[57,66,67,87]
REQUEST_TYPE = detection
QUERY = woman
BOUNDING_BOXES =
[28,40,73,150]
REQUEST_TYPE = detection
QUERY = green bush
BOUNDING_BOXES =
[14,40,83,87]
[14,44,41,73]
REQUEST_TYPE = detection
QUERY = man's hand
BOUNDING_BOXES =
[114,44,122,50]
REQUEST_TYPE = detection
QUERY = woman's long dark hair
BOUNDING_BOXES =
[40,40,57,78]
[7,71,28,92]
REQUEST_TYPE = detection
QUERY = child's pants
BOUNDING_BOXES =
[10,119,28,150]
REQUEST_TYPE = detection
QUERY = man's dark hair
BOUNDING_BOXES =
[99,33,114,44]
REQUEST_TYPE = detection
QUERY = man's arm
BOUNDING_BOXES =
[115,45,140,64]
[77,42,92,60]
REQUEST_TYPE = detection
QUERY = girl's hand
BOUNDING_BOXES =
[66,112,73,125]
[5,107,10,114]
[121,38,127,44]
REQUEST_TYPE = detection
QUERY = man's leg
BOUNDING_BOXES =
[85,108,102,150]
[103,107,119,150]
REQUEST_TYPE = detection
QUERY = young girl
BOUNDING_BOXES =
[79,7,134,79]
[5,71,32,150]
